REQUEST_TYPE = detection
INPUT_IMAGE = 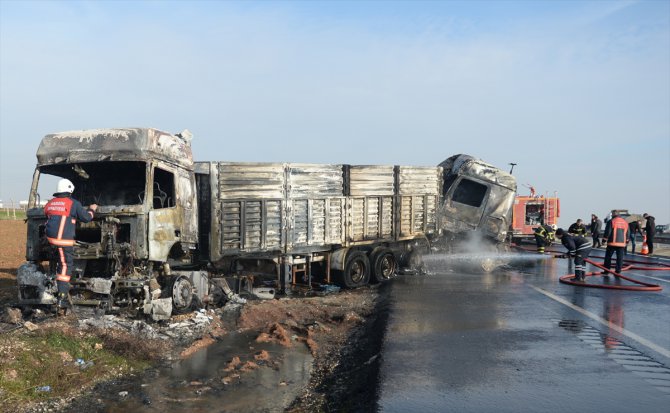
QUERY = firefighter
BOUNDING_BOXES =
[603,210,628,275]
[555,228,591,282]
[44,179,97,311]
[568,219,587,237]
[533,223,556,253]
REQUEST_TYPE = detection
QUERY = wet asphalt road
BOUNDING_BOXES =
[377,251,670,413]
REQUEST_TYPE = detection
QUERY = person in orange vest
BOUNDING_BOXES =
[44,179,97,311]
[603,210,628,275]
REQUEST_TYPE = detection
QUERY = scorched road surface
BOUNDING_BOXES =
[376,254,670,413]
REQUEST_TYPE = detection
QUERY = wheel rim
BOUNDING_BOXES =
[481,258,495,273]
[349,260,366,284]
[379,254,396,279]
[172,277,193,310]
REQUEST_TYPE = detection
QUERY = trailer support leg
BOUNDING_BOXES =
[278,255,290,296]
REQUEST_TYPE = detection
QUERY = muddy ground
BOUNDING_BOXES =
[0,220,388,412]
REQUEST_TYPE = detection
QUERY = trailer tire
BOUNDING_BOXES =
[334,250,370,288]
[371,248,396,283]
[399,239,429,274]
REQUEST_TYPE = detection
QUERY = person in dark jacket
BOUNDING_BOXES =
[555,228,591,282]
[568,219,587,237]
[626,220,644,255]
[603,211,628,275]
[44,179,97,310]
[590,214,602,248]
[643,213,656,255]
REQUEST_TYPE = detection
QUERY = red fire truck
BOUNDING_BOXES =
[510,195,560,243]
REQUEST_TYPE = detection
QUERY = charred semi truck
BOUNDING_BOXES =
[18,128,516,318]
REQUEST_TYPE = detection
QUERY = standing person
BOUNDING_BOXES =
[533,224,556,253]
[568,219,587,237]
[555,228,592,282]
[643,213,656,255]
[590,214,602,248]
[626,220,644,255]
[603,210,628,275]
[44,179,97,312]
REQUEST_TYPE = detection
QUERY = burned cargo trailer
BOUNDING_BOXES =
[18,128,517,317]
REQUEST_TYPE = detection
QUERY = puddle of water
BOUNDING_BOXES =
[621,365,670,373]
[557,319,670,395]
[631,371,670,380]
[97,330,313,413]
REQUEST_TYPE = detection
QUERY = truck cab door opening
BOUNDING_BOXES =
[148,166,181,261]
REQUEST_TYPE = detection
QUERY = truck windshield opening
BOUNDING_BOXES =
[39,161,147,206]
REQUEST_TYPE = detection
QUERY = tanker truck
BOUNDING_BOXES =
[17,128,516,319]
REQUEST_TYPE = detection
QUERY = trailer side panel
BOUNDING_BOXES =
[286,164,344,251]
[397,166,441,239]
[348,165,395,243]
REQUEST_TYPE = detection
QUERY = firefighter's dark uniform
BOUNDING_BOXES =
[560,234,591,281]
[534,224,555,253]
[44,193,95,307]
[604,216,628,275]
[568,222,587,237]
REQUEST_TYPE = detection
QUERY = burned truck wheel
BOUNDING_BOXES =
[169,276,194,314]
[371,248,397,282]
[335,251,370,288]
[399,239,429,274]
[477,243,508,273]
[480,258,496,273]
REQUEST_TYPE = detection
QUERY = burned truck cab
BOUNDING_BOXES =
[19,128,198,314]
[438,154,517,244]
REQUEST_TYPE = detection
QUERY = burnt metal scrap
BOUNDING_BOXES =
[36,128,193,168]
[18,128,517,320]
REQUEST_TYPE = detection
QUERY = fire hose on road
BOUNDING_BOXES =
[557,257,668,291]
[512,244,669,291]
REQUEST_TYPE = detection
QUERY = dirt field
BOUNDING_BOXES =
[0,220,384,412]
[0,220,24,308]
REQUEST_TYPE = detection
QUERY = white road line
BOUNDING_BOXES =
[626,272,670,284]
[530,285,670,359]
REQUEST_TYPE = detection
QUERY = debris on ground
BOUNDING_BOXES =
[78,309,218,347]
[3,307,22,324]
[255,322,293,347]
[254,350,271,361]
[0,220,385,413]
[23,321,39,331]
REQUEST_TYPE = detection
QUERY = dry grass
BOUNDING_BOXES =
[0,323,164,410]
[0,210,26,221]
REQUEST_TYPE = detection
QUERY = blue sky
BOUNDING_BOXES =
[1,0,668,225]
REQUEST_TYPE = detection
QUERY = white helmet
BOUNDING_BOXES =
[56,178,74,194]
[551,224,557,231]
